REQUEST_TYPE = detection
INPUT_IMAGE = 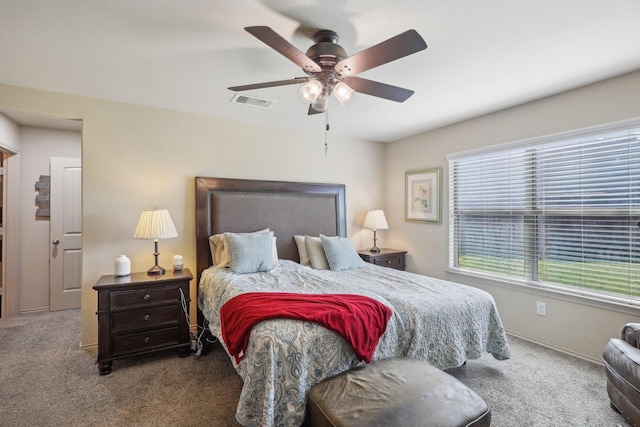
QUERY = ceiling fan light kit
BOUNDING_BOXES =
[300,77,354,112]
[229,26,427,115]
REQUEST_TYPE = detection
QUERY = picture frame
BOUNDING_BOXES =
[405,167,442,223]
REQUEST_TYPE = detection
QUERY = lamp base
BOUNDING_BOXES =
[147,264,166,275]
[369,230,381,253]
[147,241,165,275]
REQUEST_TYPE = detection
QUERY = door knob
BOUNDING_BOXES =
[52,239,60,245]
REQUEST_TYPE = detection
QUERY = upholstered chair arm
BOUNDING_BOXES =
[604,324,640,425]
[621,323,640,348]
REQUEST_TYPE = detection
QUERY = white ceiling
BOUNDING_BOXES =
[1,0,640,142]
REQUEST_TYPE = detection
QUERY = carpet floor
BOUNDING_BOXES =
[0,309,628,426]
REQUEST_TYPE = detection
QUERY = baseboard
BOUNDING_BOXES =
[18,307,49,315]
[506,331,603,366]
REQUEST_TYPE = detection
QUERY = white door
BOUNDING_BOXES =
[49,157,82,311]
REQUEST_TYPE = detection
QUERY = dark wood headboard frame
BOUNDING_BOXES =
[195,176,347,285]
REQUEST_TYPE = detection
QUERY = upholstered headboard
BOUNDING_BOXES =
[195,177,346,283]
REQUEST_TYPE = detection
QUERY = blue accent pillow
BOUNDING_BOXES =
[225,231,274,274]
[320,234,366,271]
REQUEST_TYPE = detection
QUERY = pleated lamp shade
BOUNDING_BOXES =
[134,209,178,275]
[134,209,178,240]
[363,210,389,231]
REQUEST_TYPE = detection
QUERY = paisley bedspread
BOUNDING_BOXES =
[198,260,511,427]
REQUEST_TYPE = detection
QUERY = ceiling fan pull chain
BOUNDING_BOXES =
[324,109,330,156]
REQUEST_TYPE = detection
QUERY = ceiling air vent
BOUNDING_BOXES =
[231,93,276,109]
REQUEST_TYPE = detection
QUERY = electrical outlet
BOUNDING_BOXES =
[536,301,547,316]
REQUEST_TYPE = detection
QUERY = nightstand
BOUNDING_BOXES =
[358,249,407,271]
[93,268,193,375]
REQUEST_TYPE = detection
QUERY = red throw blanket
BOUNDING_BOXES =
[220,292,392,364]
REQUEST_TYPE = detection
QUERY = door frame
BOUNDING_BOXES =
[1,152,19,317]
[0,112,83,317]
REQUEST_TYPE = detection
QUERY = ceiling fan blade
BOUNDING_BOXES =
[342,77,415,102]
[335,29,427,77]
[245,26,322,73]
[228,77,310,91]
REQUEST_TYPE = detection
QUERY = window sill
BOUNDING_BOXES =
[445,267,640,316]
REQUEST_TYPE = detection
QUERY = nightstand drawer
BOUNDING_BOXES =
[110,286,179,309]
[358,249,407,271]
[111,305,180,334]
[112,327,180,356]
[372,255,403,269]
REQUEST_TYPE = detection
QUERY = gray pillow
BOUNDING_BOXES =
[225,231,274,274]
[320,234,365,271]
[305,235,331,270]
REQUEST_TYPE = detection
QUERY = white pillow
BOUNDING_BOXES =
[209,233,230,268]
[271,236,280,266]
[209,228,278,267]
[294,235,310,265]
[305,235,337,270]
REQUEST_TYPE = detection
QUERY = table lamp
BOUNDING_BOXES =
[363,209,388,253]
[134,209,178,275]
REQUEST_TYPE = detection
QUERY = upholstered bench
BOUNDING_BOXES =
[308,357,490,427]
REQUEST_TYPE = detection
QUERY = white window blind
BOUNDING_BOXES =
[448,122,640,302]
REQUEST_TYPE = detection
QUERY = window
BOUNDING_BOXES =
[448,121,640,304]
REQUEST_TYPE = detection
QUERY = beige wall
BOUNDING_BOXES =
[386,70,640,363]
[0,83,386,347]
[5,70,640,362]
[18,126,81,312]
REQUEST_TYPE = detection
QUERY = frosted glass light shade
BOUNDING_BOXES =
[300,79,323,103]
[133,209,178,240]
[332,81,354,105]
[312,92,329,112]
[363,210,389,231]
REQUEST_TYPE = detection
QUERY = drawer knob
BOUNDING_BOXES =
[387,260,392,264]
[143,314,150,321]
[144,336,150,343]
[143,294,151,301]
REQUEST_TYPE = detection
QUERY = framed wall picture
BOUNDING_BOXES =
[405,168,442,223]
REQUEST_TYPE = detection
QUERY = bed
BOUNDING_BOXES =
[195,176,511,427]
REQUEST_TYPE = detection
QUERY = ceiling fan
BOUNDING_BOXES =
[228,26,428,115]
